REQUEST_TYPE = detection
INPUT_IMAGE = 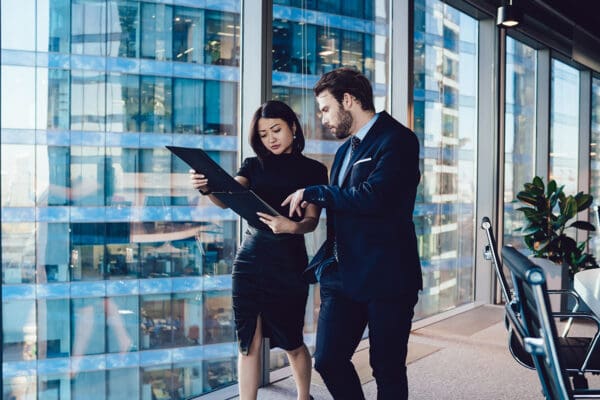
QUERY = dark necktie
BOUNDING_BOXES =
[351,136,361,155]
[332,136,362,262]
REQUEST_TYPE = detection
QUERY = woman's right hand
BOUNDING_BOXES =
[189,169,210,193]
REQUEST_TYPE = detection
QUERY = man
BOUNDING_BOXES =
[283,68,422,399]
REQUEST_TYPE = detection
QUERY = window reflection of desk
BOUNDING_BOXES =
[574,269,600,317]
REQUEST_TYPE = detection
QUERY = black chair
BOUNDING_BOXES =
[482,218,600,383]
[503,245,600,398]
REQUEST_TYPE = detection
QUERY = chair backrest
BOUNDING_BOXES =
[481,217,512,303]
[502,245,573,400]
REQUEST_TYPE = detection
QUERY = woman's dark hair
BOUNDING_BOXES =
[249,100,305,161]
[313,67,375,112]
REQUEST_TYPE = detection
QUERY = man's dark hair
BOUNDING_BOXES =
[313,67,375,112]
[249,100,305,161]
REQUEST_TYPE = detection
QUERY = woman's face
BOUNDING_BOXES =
[257,117,295,155]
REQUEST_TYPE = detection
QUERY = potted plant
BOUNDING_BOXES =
[515,176,598,310]
[516,176,598,275]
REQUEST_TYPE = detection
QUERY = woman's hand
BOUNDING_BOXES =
[256,212,296,234]
[189,169,210,194]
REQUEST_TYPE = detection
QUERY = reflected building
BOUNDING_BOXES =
[2,0,481,398]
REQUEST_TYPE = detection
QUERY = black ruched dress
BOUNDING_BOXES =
[233,153,328,354]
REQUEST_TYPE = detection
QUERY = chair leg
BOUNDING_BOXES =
[572,374,589,389]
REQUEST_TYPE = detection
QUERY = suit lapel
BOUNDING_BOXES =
[339,112,388,187]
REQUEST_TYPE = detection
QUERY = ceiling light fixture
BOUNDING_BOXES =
[497,0,521,28]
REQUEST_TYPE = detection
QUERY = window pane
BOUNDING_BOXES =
[107,73,140,132]
[3,299,36,361]
[140,3,173,60]
[271,0,390,369]
[37,69,71,130]
[71,70,106,131]
[2,2,241,398]
[550,59,580,194]
[1,66,36,129]
[140,76,172,133]
[204,10,240,66]
[71,0,107,56]
[1,0,35,50]
[37,0,71,53]
[2,144,35,207]
[37,223,70,282]
[503,37,537,248]
[413,0,478,317]
[590,77,600,255]
[173,7,204,64]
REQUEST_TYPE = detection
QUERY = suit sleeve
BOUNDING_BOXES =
[303,131,420,216]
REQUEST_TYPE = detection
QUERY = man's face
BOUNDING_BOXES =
[316,91,353,139]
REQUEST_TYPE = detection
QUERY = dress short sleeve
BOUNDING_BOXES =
[236,157,257,180]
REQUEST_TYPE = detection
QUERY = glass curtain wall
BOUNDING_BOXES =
[269,0,390,370]
[1,0,241,398]
[503,37,537,248]
[413,0,478,317]
[590,77,600,254]
[550,59,580,194]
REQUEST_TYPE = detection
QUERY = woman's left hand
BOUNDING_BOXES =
[256,212,295,234]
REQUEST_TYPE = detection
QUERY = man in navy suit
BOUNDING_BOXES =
[283,68,422,399]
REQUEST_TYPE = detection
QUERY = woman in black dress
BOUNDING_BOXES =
[190,101,328,400]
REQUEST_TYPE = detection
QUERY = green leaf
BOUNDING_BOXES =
[563,197,578,219]
[569,220,596,231]
[518,226,542,236]
[516,191,538,206]
[547,179,557,197]
[575,193,593,211]
[532,176,545,191]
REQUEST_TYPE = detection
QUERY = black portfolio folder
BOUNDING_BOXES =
[166,146,280,227]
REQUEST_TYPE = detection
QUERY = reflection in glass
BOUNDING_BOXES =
[1,144,35,207]
[140,76,172,133]
[107,73,140,132]
[38,0,71,53]
[550,59,580,194]
[140,2,173,60]
[71,70,106,131]
[37,299,70,358]
[204,10,240,66]
[2,299,36,361]
[413,0,478,317]
[71,0,107,56]
[37,223,70,282]
[173,7,204,64]
[1,66,36,129]
[1,0,35,50]
[503,37,537,248]
[590,78,600,256]
[38,68,71,130]
[1,223,36,284]
[270,0,389,371]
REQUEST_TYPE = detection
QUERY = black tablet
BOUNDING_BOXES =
[166,145,245,193]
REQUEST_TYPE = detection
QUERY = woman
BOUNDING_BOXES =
[190,100,327,400]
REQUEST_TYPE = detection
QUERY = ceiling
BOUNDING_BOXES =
[537,0,600,40]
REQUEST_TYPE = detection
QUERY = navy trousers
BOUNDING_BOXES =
[314,267,418,400]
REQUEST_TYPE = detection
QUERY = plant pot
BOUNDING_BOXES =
[527,257,570,312]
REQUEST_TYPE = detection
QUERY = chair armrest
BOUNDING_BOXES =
[548,289,583,337]
[553,312,600,372]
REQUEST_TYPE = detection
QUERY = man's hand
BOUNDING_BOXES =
[256,212,294,234]
[282,188,308,217]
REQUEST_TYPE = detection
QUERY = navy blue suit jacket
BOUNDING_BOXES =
[304,111,422,301]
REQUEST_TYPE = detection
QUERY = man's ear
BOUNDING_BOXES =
[342,93,353,109]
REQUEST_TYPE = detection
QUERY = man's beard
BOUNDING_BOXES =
[331,109,353,139]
